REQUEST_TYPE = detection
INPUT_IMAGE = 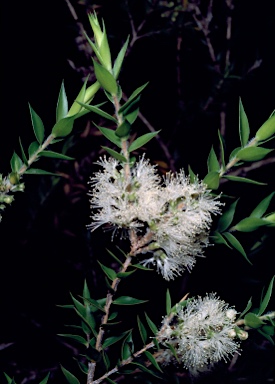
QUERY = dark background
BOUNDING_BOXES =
[1,0,275,383]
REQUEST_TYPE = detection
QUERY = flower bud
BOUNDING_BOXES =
[226,309,237,320]
[255,115,275,141]
[236,329,249,340]
[228,329,237,338]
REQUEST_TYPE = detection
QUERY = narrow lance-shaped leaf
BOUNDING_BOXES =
[10,152,23,173]
[128,131,161,152]
[236,147,273,162]
[203,171,220,190]
[207,146,220,172]
[115,120,131,138]
[101,146,127,162]
[145,312,158,335]
[29,103,45,144]
[144,351,163,372]
[119,82,149,114]
[39,151,74,160]
[60,365,80,384]
[38,372,50,384]
[56,80,68,122]
[237,297,252,321]
[113,296,148,305]
[28,141,39,158]
[102,332,129,350]
[218,130,226,170]
[233,217,267,232]
[98,261,117,281]
[93,59,117,95]
[51,116,76,138]
[58,333,88,346]
[67,77,89,117]
[217,198,239,232]
[250,192,275,218]
[222,232,252,265]
[77,101,117,122]
[24,168,60,176]
[113,36,130,79]
[257,275,275,316]
[96,125,122,148]
[166,289,171,315]
[255,114,275,141]
[239,98,250,147]
[222,175,266,186]
[137,315,147,345]
[19,138,28,166]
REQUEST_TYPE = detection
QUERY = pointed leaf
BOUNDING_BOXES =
[131,263,154,271]
[3,373,13,384]
[128,131,161,152]
[77,102,117,122]
[60,366,80,384]
[257,275,275,316]
[39,151,74,160]
[98,261,116,281]
[203,171,220,190]
[236,147,273,161]
[29,104,45,144]
[19,138,28,165]
[250,192,275,218]
[145,312,158,335]
[211,232,232,248]
[93,59,117,95]
[96,126,122,148]
[233,217,267,232]
[56,81,68,122]
[115,120,131,138]
[218,130,225,169]
[257,328,275,344]
[237,297,252,321]
[255,114,275,141]
[244,312,265,328]
[102,332,128,350]
[10,152,23,173]
[101,146,127,162]
[83,280,91,301]
[130,362,163,379]
[106,248,123,265]
[113,296,148,305]
[119,83,149,114]
[121,330,134,360]
[222,175,266,185]
[116,270,136,278]
[67,77,89,117]
[51,116,76,138]
[144,351,163,372]
[24,168,60,176]
[223,232,252,265]
[217,199,239,232]
[28,141,39,158]
[58,334,88,346]
[39,373,50,384]
[166,289,171,315]
[113,36,130,79]
[188,165,197,183]
[239,98,250,147]
[207,146,220,172]
[137,315,147,345]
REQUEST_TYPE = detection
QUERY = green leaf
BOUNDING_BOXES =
[203,171,220,190]
[188,165,197,183]
[82,297,105,313]
[207,146,220,172]
[250,192,275,218]
[106,248,123,266]
[113,36,130,79]
[257,275,275,316]
[121,330,134,360]
[93,59,117,95]
[211,232,232,248]
[115,120,131,138]
[98,261,117,281]
[56,80,68,122]
[24,168,60,176]
[244,312,265,328]
[218,130,226,169]
[101,146,127,162]
[60,365,80,384]
[19,138,28,166]
[120,96,140,120]
[102,350,110,370]
[102,332,128,350]
[237,297,252,321]
[78,102,117,122]
[166,289,171,315]
[106,378,117,384]
[165,342,180,363]
[119,83,149,114]
[222,175,266,185]
[236,147,273,161]
[217,199,239,232]
[83,279,91,301]
[39,373,50,384]
[144,351,163,372]
[233,217,268,232]
[3,373,13,384]
[239,98,250,147]
[28,141,39,158]
[67,77,89,117]
[131,263,154,271]
[257,328,274,344]
[29,103,45,144]
[58,334,88,346]
[229,146,242,161]
[51,116,76,138]
[222,232,252,265]
[128,131,161,152]
[116,270,136,278]
[113,296,148,305]
[39,151,74,160]
[130,362,163,379]
[255,114,275,141]
[144,312,158,335]
[10,152,23,173]
[96,126,122,148]
[137,315,147,345]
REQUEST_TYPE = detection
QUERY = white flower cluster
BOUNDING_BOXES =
[88,156,222,280]
[159,294,240,372]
